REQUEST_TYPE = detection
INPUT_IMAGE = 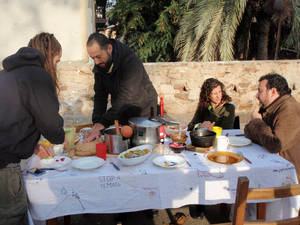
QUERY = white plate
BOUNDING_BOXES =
[40,155,72,171]
[152,155,186,169]
[118,144,153,166]
[72,156,105,170]
[228,136,252,147]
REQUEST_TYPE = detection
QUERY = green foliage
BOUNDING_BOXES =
[175,0,248,61]
[109,0,183,62]
[283,0,300,57]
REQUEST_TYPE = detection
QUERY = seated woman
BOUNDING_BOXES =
[188,78,235,131]
[188,78,235,219]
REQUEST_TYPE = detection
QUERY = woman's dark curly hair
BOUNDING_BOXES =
[196,78,231,117]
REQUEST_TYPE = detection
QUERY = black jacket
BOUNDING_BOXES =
[188,102,235,130]
[92,39,158,127]
[0,47,65,168]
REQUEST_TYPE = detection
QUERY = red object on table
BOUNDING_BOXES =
[96,143,107,160]
[159,97,165,143]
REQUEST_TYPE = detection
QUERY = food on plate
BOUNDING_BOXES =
[68,141,97,158]
[169,142,185,148]
[170,133,188,143]
[165,125,187,137]
[74,136,80,144]
[120,149,149,159]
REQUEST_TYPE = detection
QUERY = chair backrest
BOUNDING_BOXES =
[234,116,240,129]
[232,176,300,225]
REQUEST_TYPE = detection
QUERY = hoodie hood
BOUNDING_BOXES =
[3,47,45,72]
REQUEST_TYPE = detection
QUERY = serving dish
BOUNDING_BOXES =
[170,133,188,143]
[153,155,186,169]
[169,142,186,153]
[40,155,72,171]
[117,144,153,166]
[206,151,243,165]
[228,136,252,147]
[190,128,216,147]
[165,125,187,137]
[71,156,105,170]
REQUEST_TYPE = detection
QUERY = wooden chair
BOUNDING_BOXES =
[219,176,300,225]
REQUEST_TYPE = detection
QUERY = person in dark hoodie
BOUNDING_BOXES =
[0,32,66,225]
[84,33,158,142]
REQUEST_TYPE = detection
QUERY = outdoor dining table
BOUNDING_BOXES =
[24,129,300,225]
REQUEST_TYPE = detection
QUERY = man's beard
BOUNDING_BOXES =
[96,53,113,73]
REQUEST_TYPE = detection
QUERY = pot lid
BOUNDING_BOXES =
[129,117,161,127]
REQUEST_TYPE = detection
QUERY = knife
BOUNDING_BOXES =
[243,156,252,164]
[110,162,120,171]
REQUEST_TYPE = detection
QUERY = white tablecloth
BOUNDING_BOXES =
[24,129,300,222]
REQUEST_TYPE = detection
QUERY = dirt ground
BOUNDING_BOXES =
[56,205,231,225]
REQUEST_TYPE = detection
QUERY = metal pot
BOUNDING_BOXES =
[190,128,216,147]
[103,127,129,154]
[128,117,162,146]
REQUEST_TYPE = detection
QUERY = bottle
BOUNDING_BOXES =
[159,97,165,143]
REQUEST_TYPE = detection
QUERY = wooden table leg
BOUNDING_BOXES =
[46,218,58,225]
[257,203,266,220]
[64,215,71,225]
[166,209,178,225]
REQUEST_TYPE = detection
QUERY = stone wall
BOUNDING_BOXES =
[57,60,300,127]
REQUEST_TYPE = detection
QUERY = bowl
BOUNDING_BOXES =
[40,155,72,171]
[169,142,186,153]
[165,125,187,137]
[170,133,188,143]
[190,128,216,147]
[117,144,153,166]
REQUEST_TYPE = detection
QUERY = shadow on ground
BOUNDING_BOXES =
[57,204,231,225]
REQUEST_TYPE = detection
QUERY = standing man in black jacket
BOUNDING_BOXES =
[0,33,66,225]
[85,33,158,142]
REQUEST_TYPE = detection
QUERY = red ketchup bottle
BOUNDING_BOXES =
[159,97,165,143]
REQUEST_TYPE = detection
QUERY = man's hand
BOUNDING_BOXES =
[251,107,262,120]
[83,123,105,143]
[34,144,54,159]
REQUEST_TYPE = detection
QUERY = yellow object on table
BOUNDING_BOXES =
[38,140,51,149]
[212,126,222,136]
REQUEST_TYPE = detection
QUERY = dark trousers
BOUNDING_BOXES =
[0,165,28,225]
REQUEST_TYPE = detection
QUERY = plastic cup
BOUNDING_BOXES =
[96,142,107,160]
[212,126,222,136]
[64,127,75,151]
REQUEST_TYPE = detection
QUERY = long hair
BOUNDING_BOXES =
[196,78,231,119]
[28,32,61,94]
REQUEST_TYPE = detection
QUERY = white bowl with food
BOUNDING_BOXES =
[40,155,72,171]
[118,144,153,166]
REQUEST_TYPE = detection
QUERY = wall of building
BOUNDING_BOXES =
[0,0,94,61]
[56,60,300,127]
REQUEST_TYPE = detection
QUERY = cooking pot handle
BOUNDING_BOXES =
[149,116,179,126]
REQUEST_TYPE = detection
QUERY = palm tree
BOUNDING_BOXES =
[175,0,299,61]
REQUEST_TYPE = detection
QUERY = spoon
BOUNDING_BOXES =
[114,120,120,135]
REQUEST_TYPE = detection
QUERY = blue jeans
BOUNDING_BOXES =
[0,164,28,225]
